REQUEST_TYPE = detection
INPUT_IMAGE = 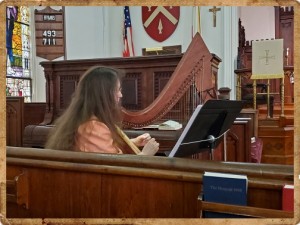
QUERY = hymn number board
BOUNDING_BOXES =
[35,7,65,60]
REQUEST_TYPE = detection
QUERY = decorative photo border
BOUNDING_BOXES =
[0,1,299,225]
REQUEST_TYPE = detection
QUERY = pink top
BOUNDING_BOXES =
[74,118,123,154]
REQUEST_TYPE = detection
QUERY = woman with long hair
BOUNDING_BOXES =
[45,66,159,155]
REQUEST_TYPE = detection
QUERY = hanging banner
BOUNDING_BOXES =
[252,39,284,79]
[142,6,180,42]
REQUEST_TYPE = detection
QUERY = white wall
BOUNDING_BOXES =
[239,6,275,42]
[64,6,201,58]
[65,7,104,59]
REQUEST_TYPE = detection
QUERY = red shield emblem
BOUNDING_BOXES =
[142,6,180,42]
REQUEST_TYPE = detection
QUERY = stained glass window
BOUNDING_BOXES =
[6,6,31,102]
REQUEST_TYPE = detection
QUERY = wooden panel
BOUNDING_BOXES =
[61,79,76,109]
[7,99,46,147]
[39,53,221,125]
[275,7,294,103]
[238,108,258,137]
[226,120,251,162]
[199,201,293,218]
[259,126,294,165]
[6,97,24,147]
[6,146,293,218]
[154,71,172,97]
[24,103,46,127]
[122,73,141,109]
[275,6,294,66]
[6,169,29,209]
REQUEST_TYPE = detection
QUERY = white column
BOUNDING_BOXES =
[222,7,238,100]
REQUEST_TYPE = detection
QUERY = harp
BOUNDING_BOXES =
[122,33,220,128]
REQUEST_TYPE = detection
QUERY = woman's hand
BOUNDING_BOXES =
[131,133,151,147]
[139,138,159,156]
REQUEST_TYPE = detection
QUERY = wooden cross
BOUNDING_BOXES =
[209,6,221,27]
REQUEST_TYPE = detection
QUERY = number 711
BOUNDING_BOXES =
[43,38,56,45]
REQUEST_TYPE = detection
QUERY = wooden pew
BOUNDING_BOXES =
[7,146,293,218]
[198,200,293,218]
[23,109,257,162]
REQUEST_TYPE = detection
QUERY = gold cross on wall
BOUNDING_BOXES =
[209,6,221,27]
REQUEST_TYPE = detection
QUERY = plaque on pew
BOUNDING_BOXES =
[168,99,244,158]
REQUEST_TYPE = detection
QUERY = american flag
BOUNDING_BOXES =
[123,6,135,57]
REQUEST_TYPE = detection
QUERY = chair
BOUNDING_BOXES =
[242,83,274,118]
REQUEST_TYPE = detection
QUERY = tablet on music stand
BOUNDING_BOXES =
[167,99,244,158]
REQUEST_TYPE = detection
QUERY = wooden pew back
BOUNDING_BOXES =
[7,146,293,218]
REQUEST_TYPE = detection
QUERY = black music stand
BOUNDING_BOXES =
[167,100,244,159]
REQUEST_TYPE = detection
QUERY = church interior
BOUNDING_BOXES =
[5,6,295,220]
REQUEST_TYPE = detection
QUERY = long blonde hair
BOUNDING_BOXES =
[45,66,124,150]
